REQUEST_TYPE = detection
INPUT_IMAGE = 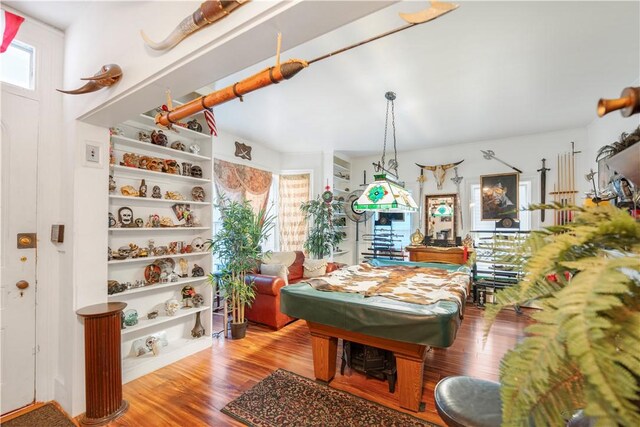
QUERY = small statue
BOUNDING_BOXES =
[118,206,135,227]
[147,310,159,320]
[189,144,200,154]
[109,175,116,193]
[151,185,162,199]
[187,119,203,133]
[171,141,186,151]
[191,186,205,202]
[191,166,203,178]
[179,258,188,277]
[182,162,192,176]
[138,131,151,142]
[134,218,144,228]
[191,264,204,277]
[120,185,139,197]
[192,293,205,308]
[139,179,147,197]
[109,213,116,228]
[181,285,195,308]
[151,130,168,146]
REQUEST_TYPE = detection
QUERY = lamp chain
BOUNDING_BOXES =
[381,99,389,172]
[390,98,398,177]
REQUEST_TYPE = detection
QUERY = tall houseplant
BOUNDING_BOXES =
[207,197,275,338]
[484,204,640,426]
[300,195,345,259]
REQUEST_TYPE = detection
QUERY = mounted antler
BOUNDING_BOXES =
[57,64,123,95]
[141,0,249,51]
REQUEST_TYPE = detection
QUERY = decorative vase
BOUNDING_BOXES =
[191,312,205,338]
[230,319,248,339]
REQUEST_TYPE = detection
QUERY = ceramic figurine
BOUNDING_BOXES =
[121,152,141,168]
[187,119,203,133]
[147,310,159,320]
[191,264,204,277]
[164,191,185,201]
[165,299,180,316]
[171,141,185,151]
[138,131,151,142]
[191,237,205,253]
[146,336,161,356]
[152,185,162,199]
[138,247,149,257]
[191,186,205,202]
[139,179,147,197]
[163,159,180,174]
[179,258,188,278]
[190,166,203,178]
[109,175,116,193]
[151,130,168,146]
[134,218,144,228]
[118,206,135,227]
[181,285,195,308]
[160,217,174,227]
[192,293,204,308]
[168,241,178,254]
[189,144,200,154]
[108,246,113,261]
[109,212,116,228]
[120,185,139,197]
[181,162,192,176]
[191,312,205,338]
[110,127,124,136]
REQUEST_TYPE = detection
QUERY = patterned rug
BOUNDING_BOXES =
[3,403,75,427]
[222,369,438,426]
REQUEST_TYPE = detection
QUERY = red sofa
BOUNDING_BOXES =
[245,251,338,330]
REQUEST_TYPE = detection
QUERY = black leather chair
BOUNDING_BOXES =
[434,376,595,427]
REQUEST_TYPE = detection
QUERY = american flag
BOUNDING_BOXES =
[203,107,217,136]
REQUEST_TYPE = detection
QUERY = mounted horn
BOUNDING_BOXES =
[57,64,123,95]
[141,0,249,51]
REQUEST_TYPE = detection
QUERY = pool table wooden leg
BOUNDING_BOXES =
[395,354,426,412]
[310,333,337,382]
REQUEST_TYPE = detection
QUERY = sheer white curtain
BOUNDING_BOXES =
[279,173,310,251]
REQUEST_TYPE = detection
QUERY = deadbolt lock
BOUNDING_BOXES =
[17,233,37,249]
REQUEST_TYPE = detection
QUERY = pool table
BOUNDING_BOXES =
[280,262,466,412]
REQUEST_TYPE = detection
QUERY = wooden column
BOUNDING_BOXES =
[76,302,129,425]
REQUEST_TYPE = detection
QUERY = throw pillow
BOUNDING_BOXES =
[303,259,328,278]
[260,263,289,285]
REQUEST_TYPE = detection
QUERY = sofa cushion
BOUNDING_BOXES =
[260,263,288,285]
[262,251,297,267]
[303,259,328,278]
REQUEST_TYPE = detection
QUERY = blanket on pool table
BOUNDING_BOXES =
[307,263,469,313]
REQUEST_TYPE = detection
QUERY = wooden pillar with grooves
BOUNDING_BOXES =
[76,302,129,425]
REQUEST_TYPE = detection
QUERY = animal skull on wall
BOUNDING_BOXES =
[416,160,464,190]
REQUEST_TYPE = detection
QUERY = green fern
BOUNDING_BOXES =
[483,205,640,426]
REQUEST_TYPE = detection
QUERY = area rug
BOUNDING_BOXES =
[221,369,438,426]
[2,403,75,427]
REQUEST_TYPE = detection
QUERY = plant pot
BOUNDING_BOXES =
[229,319,248,339]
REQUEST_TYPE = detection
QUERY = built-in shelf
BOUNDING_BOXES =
[122,336,212,383]
[111,135,211,161]
[125,115,211,141]
[109,227,210,233]
[333,175,350,183]
[121,306,210,336]
[108,277,208,298]
[109,195,210,206]
[333,163,350,173]
[111,165,211,184]
[108,251,210,265]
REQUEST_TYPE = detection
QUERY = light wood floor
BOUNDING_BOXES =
[106,306,533,426]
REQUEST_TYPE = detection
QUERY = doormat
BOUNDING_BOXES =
[2,403,75,427]
[221,369,438,427]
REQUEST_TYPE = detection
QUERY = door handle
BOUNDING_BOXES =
[16,280,29,290]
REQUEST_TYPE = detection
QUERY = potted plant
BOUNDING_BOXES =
[484,204,640,426]
[300,194,345,259]
[207,197,275,339]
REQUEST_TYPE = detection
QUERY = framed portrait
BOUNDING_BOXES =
[480,173,519,220]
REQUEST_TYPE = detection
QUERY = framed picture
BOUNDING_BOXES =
[172,203,191,221]
[480,173,519,220]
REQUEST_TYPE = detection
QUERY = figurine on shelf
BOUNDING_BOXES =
[109,213,116,228]
[165,191,185,201]
[151,130,168,146]
[191,237,205,252]
[181,162,192,177]
[190,166,203,178]
[171,141,186,151]
[181,285,196,308]
[179,258,188,278]
[191,312,205,338]
[163,159,180,175]
[165,299,180,316]
[187,119,203,133]
[124,309,139,326]
[139,179,147,197]
[138,131,151,142]
[151,185,162,199]
[146,336,160,356]
[147,310,159,320]
[134,218,144,228]
[191,264,204,277]
[120,185,139,197]
[160,217,174,227]
[146,214,161,228]
[110,127,124,136]
[191,186,205,202]
[121,152,140,168]
[109,175,116,193]
[192,293,204,308]
[189,144,200,155]
[118,207,135,227]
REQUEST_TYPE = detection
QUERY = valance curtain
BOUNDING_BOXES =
[279,174,310,251]
[213,159,273,213]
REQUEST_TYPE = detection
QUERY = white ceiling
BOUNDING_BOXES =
[208,1,640,156]
[3,0,101,31]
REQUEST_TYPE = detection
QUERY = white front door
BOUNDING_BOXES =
[0,90,39,414]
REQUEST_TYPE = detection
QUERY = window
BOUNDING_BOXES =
[0,39,35,90]
[470,180,532,231]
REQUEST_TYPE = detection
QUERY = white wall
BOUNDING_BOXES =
[351,127,590,239]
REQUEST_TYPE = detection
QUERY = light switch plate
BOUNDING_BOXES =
[86,144,100,163]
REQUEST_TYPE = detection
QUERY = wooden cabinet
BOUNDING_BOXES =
[405,246,469,264]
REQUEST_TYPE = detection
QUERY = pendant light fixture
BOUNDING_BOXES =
[354,92,418,213]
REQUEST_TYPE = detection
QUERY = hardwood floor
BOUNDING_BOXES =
[106,306,533,426]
